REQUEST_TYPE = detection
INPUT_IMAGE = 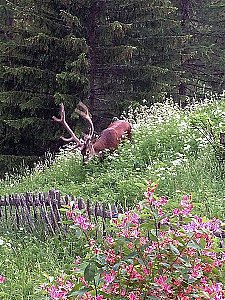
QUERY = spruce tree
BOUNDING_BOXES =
[0,0,185,174]
[77,0,185,125]
[173,0,225,97]
[0,0,89,174]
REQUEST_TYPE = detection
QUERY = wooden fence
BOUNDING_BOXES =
[0,190,125,235]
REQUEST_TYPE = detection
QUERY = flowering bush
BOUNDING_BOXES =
[42,182,225,299]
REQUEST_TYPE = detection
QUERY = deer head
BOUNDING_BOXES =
[53,102,131,164]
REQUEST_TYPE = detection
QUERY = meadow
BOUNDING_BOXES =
[0,95,225,299]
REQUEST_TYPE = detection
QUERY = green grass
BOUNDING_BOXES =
[0,96,225,298]
[0,231,86,299]
[0,100,225,216]
[0,98,224,215]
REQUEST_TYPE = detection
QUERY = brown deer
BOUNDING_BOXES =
[52,102,132,164]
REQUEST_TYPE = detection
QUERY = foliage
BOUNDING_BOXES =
[0,154,41,179]
[189,96,225,162]
[41,182,225,299]
[0,98,224,298]
[0,231,87,299]
[0,97,225,217]
[85,0,185,108]
[0,0,187,171]
[1,0,225,174]
[173,0,225,98]
[0,0,89,171]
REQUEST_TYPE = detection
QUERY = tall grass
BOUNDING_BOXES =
[0,231,86,299]
[0,96,224,216]
[0,95,225,299]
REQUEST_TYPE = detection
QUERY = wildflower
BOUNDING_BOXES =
[189,262,203,279]
[47,285,67,300]
[103,270,116,286]
[0,275,6,283]
[74,256,81,265]
[127,242,134,249]
[126,264,143,280]
[154,275,173,294]
[173,208,181,216]
[105,248,120,264]
[89,239,96,247]
[140,236,148,245]
[106,236,114,246]
[42,184,225,300]
[128,291,140,300]
[72,215,92,230]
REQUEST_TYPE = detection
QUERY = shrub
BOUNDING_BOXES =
[41,182,225,299]
[189,98,225,163]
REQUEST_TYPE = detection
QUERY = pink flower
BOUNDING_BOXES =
[72,215,92,230]
[160,216,170,224]
[173,208,181,216]
[154,275,168,285]
[89,239,96,247]
[103,270,116,286]
[105,248,120,264]
[189,262,203,279]
[154,275,173,294]
[48,285,67,299]
[180,194,191,208]
[106,236,114,246]
[144,241,158,253]
[128,291,140,300]
[127,242,134,249]
[140,236,148,245]
[0,275,6,283]
[74,256,81,265]
[126,264,143,280]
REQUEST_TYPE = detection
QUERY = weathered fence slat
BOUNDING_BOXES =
[0,190,125,235]
[36,193,51,234]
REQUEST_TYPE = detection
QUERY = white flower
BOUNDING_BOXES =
[184,145,191,151]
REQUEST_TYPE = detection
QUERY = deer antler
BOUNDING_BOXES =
[75,102,94,139]
[52,103,82,148]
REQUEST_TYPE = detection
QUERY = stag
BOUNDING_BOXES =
[52,102,132,164]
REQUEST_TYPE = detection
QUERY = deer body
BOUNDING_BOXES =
[95,120,131,151]
[53,103,131,164]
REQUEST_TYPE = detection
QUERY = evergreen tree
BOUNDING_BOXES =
[78,0,185,125]
[0,0,89,175]
[0,0,185,174]
[173,0,225,97]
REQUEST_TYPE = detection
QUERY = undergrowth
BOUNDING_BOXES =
[0,95,225,299]
[0,96,224,217]
[0,231,86,299]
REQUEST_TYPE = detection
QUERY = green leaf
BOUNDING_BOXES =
[68,287,91,297]
[150,229,158,237]
[84,263,97,282]
[124,251,138,260]
[187,241,201,250]
[59,207,70,212]
[169,244,180,255]
[112,262,122,271]
[159,262,170,268]
[61,219,73,225]
[96,254,106,265]
[95,273,102,286]
[69,227,83,238]
[0,292,7,296]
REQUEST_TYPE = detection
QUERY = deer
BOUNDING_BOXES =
[52,102,132,164]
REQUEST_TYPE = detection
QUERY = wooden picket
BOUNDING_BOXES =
[0,190,124,235]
